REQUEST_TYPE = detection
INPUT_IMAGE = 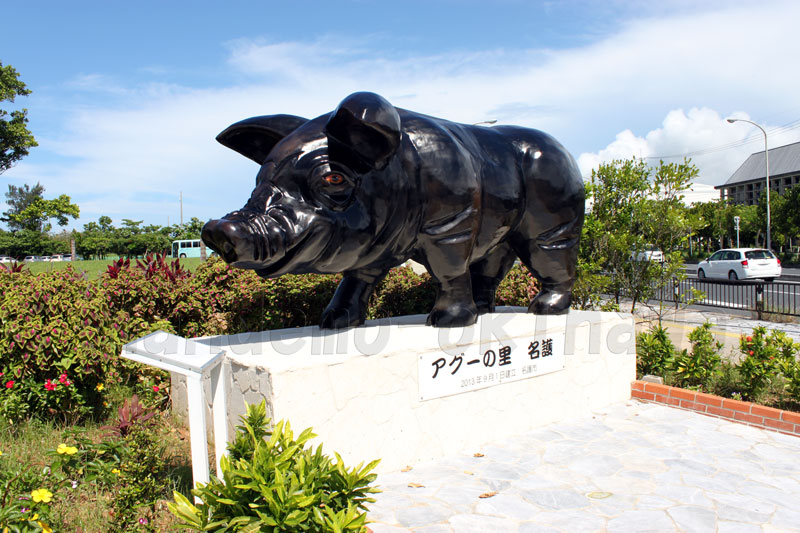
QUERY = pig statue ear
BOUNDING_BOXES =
[216,115,309,164]
[325,92,402,171]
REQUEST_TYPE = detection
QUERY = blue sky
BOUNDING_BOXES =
[2,0,800,231]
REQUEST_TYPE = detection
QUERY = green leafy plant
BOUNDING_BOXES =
[367,266,435,319]
[669,322,722,390]
[635,324,676,377]
[109,423,172,532]
[169,401,380,532]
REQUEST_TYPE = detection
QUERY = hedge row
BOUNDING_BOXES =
[0,258,538,421]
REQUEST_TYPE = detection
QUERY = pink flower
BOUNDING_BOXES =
[44,380,57,391]
[152,385,160,392]
[5,381,13,389]
[58,373,68,384]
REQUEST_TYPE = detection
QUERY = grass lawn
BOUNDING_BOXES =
[24,257,207,280]
[0,409,193,532]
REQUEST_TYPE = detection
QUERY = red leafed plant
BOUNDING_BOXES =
[136,252,187,283]
[105,257,131,278]
[102,394,157,437]
[0,261,26,273]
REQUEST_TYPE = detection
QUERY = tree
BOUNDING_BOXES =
[2,182,44,230]
[4,192,80,233]
[581,158,697,312]
[169,217,205,240]
[0,62,37,174]
[77,217,116,259]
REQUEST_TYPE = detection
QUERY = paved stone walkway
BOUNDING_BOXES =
[368,401,800,532]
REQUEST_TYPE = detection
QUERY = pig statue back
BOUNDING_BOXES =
[202,92,584,329]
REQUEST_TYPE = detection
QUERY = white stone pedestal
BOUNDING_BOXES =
[170,309,635,473]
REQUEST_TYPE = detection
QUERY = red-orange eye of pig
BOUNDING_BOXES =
[323,173,345,185]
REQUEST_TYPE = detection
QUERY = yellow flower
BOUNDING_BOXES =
[95,383,104,391]
[31,488,53,503]
[112,468,120,475]
[57,443,78,455]
[32,514,39,520]
[38,522,52,533]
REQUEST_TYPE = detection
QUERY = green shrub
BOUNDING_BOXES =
[668,322,722,390]
[706,360,742,399]
[169,401,379,532]
[368,266,435,319]
[495,264,539,307]
[636,324,675,377]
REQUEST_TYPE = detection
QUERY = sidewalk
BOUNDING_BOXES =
[368,400,800,532]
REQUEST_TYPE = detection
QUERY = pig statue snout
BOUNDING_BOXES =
[202,217,254,264]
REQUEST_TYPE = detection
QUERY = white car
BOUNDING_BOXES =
[632,245,664,262]
[23,255,40,262]
[0,256,14,263]
[49,254,64,262]
[697,248,781,282]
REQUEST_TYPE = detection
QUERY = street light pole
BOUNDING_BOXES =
[727,118,771,250]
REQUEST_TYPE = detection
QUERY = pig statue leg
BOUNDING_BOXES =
[320,268,387,329]
[469,243,518,314]
[512,215,582,314]
[420,241,480,328]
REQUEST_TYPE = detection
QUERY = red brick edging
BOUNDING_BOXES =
[631,380,800,437]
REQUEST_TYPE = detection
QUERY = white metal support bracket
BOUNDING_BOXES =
[121,330,228,501]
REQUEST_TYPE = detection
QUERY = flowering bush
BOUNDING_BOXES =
[0,267,170,423]
[737,327,800,403]
[0,397,186,532]
[636,323,800,410]
[1,445,59,533]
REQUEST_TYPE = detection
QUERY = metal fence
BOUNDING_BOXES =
[649,278,800,318]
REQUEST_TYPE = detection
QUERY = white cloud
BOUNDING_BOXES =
[578,107,800,185]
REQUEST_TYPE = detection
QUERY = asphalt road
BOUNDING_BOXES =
[650,265,800,317]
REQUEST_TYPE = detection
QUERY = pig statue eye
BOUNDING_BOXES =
[323,173,345,185]
[313,168,355,210]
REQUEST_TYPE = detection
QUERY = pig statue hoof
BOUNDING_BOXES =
[426,302,479,328]
[528,289,571,315]
[320,307,364,330]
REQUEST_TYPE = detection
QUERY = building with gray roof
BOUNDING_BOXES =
[716,141,800,205]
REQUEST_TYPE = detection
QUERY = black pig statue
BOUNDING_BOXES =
[202,92,584,329]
